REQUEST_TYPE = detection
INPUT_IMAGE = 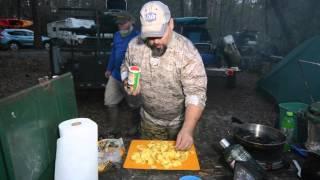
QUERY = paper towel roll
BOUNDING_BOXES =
[58,118,97,138]
[55,118,98,180]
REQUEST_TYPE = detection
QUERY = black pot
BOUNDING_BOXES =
[232,117,286,161]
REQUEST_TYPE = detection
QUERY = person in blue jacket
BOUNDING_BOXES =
[104,12,139,107]
[104,11,140,136]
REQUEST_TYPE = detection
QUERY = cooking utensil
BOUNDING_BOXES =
[292,160,301,178]
[291,145,309,158]
[231,117,286,161]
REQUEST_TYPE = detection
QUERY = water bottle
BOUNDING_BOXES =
[219,138,265,173]
[281,111,295,152]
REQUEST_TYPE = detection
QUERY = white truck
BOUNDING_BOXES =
[47,18,95,45]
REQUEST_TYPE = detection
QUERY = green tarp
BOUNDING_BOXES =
[258,36,320,104]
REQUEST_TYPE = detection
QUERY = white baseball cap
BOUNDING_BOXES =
[140,1,171,39]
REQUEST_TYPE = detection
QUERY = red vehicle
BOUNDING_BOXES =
[0,18,33,29]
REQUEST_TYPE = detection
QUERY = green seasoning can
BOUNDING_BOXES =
[128,66,141,90]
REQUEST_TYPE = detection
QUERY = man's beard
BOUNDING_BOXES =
[148,45,167,57]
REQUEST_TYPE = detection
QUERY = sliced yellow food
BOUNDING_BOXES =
[130,141,190,169]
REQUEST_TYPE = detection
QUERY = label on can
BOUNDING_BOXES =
[128,66,141,90]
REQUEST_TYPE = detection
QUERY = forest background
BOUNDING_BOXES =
[1,0,319,54]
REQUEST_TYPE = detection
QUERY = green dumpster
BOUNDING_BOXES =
[0,73,78,180]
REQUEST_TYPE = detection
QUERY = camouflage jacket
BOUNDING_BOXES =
[121,32,207,127]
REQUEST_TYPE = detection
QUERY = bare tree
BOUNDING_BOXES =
[180,0,184,16]
[218,0,224,36]
[269,0,294,48]
[184,0,192,16]
[17,0,21,18]
[200,0,207,17]
[264,0,269,36]
[239,0,246,30]
[31,0,42,48]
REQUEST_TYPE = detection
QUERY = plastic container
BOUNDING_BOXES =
[128,66,141,91]
[281,111,295,152]
[278,102,308,141]
[305,102,320,153]
[279,102,308,123]
[179,175,201,180]
[219,138,265,173]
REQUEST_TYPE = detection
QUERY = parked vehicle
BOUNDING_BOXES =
[174,17,218,67]
[233,30,259,56]
[47,18,95,45]
[0,29,50,50]
[0,18,33,28]
[174,17,240,88]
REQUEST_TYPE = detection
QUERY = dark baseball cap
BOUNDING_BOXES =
[115,11,134,24]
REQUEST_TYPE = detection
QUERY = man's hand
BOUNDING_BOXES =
[123,79,141,96]
[175,104,204,151]
[175,128,193,151]
[105,71,111,78]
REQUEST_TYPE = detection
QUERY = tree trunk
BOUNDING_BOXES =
[31,0,42,48]
[17,0,21,18]
[223,0,234,34]
[10,0,16,17]
[264,0,269,36]
[239,0,246,30]
[180,0,184,16]
[184,0,192,16]
[200,0,207,17]
[192,0,198,16]
[269,0,294,48]
[218,0,224,36]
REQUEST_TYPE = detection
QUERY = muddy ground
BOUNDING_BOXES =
[0,49,277,124]
[0,50,298,179]
[0,49,277,136]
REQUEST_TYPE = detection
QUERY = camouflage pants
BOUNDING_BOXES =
[140,120,182,140]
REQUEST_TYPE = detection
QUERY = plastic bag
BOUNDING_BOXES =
[98,138,125,172]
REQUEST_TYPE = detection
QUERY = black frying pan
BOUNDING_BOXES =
[231,117,286,161]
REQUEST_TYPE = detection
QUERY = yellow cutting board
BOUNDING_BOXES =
[123,140,200,170]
